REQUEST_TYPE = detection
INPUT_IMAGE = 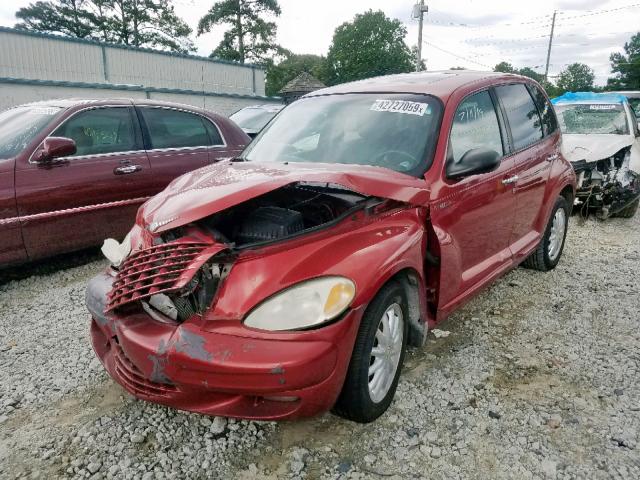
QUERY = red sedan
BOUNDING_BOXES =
[87,71,576,422]
[0,99,249,266]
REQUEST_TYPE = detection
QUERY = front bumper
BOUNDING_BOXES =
[86,271,363,420]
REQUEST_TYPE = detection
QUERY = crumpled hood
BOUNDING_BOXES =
[140,161,431,233]
[561,134,634,163]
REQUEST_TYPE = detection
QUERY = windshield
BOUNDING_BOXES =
[0,106,62,159]
[243,93,442,177]
[230,107,280,131]
[555,104,629,135]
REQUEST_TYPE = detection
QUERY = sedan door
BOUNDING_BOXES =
[137,106,227,189]
[15,106,155,260]
[430,89,517,315]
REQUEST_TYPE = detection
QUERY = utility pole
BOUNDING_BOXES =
[544,10,557,80]
[413,1,428,71]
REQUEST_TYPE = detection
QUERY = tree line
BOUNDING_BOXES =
[12,1,640,97]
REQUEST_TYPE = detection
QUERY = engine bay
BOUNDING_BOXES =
[177,183,370,248]
[573,146,640,218]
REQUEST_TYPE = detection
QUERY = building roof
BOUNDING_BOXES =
[279,72,326,95]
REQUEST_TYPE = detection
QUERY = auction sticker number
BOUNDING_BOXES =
[371,99,429,116]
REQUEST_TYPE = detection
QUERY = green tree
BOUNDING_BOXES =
[557,62,595,93]
[607,32,640,89]
[411,45,425,71]
[493,61,515,73]
[265,53,328,97]
[326,10,414,85]
[198,0,282,64]
[517,67,544,83]
[108,0,194,52]
[15,0,194,52]
[16,0,95,39]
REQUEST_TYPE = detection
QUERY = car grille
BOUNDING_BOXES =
[113,343,177,398]
[106,241,211,312]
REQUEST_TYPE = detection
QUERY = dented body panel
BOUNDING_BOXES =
[87,71,576,420]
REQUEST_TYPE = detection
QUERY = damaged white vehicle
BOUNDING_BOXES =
[553,92,640,218]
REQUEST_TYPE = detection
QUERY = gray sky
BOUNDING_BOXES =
[1,0,638,84]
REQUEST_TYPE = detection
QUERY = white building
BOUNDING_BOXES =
[0,27,281,115]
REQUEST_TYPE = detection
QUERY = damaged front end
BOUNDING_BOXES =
[105,181,373,324]
[572,146,640,219]
[86,163,431,419]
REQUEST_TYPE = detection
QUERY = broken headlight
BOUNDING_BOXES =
[243,276,356,331]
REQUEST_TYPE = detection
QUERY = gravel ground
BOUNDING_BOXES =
[1,214,638,479]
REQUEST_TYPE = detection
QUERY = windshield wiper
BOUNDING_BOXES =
[230,156,247,162]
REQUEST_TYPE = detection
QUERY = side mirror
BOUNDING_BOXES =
[446,148,501,180]
[33,137,76,163]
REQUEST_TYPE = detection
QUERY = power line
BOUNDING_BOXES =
[424,14,552,29]
[423,40,492,68]
[557,2,640,21]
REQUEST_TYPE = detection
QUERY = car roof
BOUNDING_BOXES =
[305,70,533,103]
[609,91,640,99]
[16,97,218,114]
[234,104,283,112]
[552,92,628,105]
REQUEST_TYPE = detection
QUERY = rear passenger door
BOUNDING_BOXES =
[494,83,556,259]
[137,107,226,188]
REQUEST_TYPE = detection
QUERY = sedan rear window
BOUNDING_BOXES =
[555,104,629,135]
[140,108,221,149]
[0,106,61,159]
[243,93,442,177]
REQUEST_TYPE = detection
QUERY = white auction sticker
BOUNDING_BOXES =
[589,104,617,110]
[370,99,430,116]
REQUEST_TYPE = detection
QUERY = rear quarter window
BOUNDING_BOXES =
[528,85,558,136]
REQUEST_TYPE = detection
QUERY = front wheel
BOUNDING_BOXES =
[522,196,569,271]
[333,281,408,423]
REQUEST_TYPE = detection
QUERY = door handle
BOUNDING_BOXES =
[502,175,519,185]
[114,164,141,175]
[546,153,559,162]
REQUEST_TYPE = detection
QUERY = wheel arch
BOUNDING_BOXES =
[376,267,428,348]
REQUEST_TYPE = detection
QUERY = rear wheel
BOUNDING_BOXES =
[616,199,639,218]
[522,196,569,272]
[333,281,408,423]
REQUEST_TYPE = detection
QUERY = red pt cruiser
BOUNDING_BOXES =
[87,72,576,423]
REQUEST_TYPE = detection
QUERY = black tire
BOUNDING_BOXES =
[522,196,569,272]
[333,281,409,423]
[616,199,639,219]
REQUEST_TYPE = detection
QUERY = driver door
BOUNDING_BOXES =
[430,89,518,316]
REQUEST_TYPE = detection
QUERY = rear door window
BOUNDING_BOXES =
[495,84,543,151]
[54,107,138,157]
[449,90,504,163]
[528,85,558,136]
[139,108,222,149]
